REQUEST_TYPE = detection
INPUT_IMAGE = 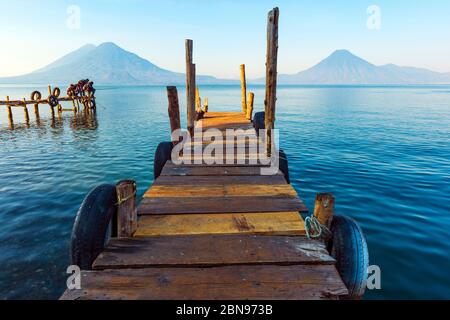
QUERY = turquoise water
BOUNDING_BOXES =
[0,85,449,299]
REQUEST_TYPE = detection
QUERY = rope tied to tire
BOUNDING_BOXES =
[304,215,332,240]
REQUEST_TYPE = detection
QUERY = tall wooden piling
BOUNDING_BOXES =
[313,193,335,229]
[246,92,254,120]
[185,39,196,136]
[167,86,181,145]
[264,7,279,156]
[240,64,247,114]
[116,180,137,238]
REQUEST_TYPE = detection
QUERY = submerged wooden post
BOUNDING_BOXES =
[23,98,30,124]
[185,39,196,136]
[116,180,137,238]
[264,7,279,156]
[313,193,335,229]
[48,85,55,116]
[34,102,40,118]
[246,92,254,120]
[240,64,247,114]
[5,96,13,127]
[167,86,181,145]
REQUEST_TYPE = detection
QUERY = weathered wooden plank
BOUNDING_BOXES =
[60,264,348,300]
[139,195,307,215]
[144,184,296,198]
[160,165,281,176]
[153,175,288,186]
[135,212,305,237]
[93,235,335,270]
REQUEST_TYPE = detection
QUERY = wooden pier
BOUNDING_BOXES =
[61,7,368,300]
[61,111,349,300]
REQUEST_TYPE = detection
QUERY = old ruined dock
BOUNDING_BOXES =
[61,111,348,300]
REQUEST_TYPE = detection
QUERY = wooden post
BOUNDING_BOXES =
[203,97,209,113]
[313,193,335,229]
[72,99,77,113]
[185,39,196,136]
[5,96,13,127]
[195,87,202,113]
[116,180,137,238]
[264,7,279,156]
[240,64,247,114]
[246,92,254,120]
[167,86,181,145]
[34,103,40,118]
[23,98,30,124]
[48,85,55,116]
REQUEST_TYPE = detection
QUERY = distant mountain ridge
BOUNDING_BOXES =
[0,42,232,85]
[0,44,449,85]
[274,50,450,85]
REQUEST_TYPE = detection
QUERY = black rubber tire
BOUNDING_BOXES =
[53,87,61,98]
[70,184,117,270]
[154,142,173,179]
[279,150,290,183]
[30,90,42,101]
[253,112,265,136]
[328,215,369,299]
[48,95,59,108]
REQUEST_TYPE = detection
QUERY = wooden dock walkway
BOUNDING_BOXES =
[61,111,348,300]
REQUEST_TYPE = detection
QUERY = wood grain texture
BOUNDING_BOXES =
[134,212,306,237]
[144,184,296,198]
[60,264,348,300]
[138,195,308,215]
[240,64,247,113]
[167,86,181,144]
[93,235,335,270]
[185,39,195,134]
[116,180,137,238]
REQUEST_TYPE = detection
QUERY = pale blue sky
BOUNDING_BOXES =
[1,0,449,78]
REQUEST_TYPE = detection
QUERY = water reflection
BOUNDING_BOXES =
[0,110,98,135]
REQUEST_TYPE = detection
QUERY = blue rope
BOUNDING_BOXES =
[305,216,331,239]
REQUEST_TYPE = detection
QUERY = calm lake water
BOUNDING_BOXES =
[0,85,449,299]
